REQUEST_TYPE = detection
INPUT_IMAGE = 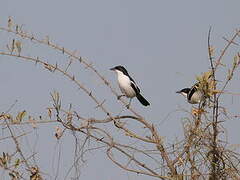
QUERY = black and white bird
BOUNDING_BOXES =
[110,65,150,108]
[176,83,204,104]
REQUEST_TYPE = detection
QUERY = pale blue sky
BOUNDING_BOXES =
[0,0,240,179]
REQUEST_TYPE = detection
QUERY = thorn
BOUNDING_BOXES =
[104,80,109,85]
[16,25,18,32]
[54,63,58,72]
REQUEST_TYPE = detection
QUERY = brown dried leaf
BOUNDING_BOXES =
[43,63,53,72]
[14,158,21,168]
[0,113,12,120]
[211,90,223,94]
[15,40,22,55]
[29,167,43,180]
[8,16,13,30]
[192,108,205,116]
[47,108,52,119]
[15,110,26,123]
[67,112,73,122]
[55,127,63,139]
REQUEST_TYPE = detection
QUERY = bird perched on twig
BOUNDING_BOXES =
[110,65,150,108]
[176,83,204,104]
[177,71,216,106]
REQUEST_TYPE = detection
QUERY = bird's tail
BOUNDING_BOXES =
[136,93,150,106]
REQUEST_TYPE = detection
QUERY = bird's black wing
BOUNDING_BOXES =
[130,81,140,94]
[128,74,140,93]
[187,83,199,101]
[129,76,135,83]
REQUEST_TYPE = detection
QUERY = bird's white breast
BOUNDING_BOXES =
[116,71,136,98]
[189,91,203,104]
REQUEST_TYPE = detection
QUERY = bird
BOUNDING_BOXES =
[110,65,150,108]
[176,83,204,104]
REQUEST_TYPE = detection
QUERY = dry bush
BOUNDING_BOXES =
[0,18,240,180]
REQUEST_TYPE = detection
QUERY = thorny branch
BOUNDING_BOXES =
[207,28,240,179]
[0,21,240,180]
[0,50,176,177]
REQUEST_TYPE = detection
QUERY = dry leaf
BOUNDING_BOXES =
[29,167,43,180]
[195,71,216,98]
[15,110,26,123]
[8,17,13,29]
[211,90,223,94]
[192,108,204,116]
[55,127,63,139]
[0,113,12,120]
[67,112,73,122]
[14,159,21,168]
[15,40,22,55]
[47,108,52,119]
[43,63,53,72]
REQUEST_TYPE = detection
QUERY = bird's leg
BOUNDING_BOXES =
[126,98,132,109]
[200,100,206,108]
[117,94,125,100]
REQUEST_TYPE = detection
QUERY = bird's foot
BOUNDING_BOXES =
[126,104,130,109]
[117,95,125,100]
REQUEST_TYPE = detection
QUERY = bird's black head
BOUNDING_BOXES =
[110,65,129,76]
[176,88,191,94]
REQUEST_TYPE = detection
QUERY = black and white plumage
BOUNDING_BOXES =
[176,83,204,104]
[110,65,150,107]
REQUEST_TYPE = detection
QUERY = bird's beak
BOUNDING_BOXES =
[176,90,181,94]
[110,67,115,71]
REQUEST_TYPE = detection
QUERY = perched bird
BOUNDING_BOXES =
[110,65,150,108]
[176,83,204,104]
